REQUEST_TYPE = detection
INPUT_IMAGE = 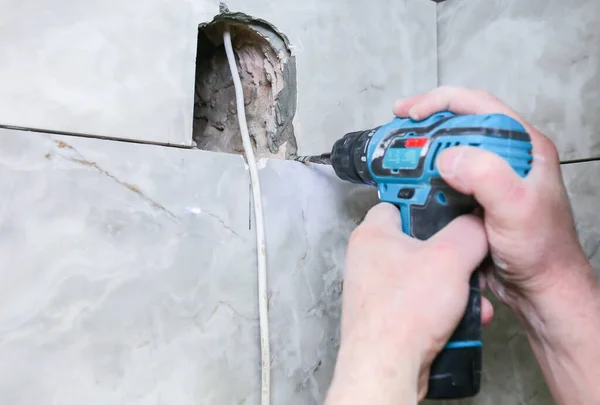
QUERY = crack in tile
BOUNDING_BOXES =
[52,139,179,221]
[198,300,258,331]
[186,207,243,238]
[202,211,241,237]
[298,208,316,303]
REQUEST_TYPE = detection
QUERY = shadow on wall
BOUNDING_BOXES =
[193,10,298,159]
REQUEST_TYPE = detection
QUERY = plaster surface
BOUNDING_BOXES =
[437,0,600,161]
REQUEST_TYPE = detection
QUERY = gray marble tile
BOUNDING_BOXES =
[0,0,219,145]
[563,161,600,271]
[0,0,436,150]
[437,0,600,161]
[0,128,376,404]
[259,160,377,403]
[0,128,261,403]
[3,127,596,404]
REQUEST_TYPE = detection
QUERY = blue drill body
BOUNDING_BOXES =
[367,112,532,236]
[319,111,533,399]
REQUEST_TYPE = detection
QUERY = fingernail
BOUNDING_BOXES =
[437,148,463,178]
[408,107,419,121]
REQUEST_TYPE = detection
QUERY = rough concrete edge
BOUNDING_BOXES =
[198,4,299,158]
[211,3,295,53]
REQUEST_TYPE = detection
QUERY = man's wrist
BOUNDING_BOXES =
[325,337,421,405]
[517,260,599,345]
[514,261,600,403]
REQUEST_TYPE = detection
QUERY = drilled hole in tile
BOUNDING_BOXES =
[192,12,298,159]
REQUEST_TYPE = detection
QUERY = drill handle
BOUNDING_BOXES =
[399,181,474,240]
[393,183,482,399]
[427,272,482,399]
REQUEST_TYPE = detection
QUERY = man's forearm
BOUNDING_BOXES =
[324,339,420,405]
[325,368,418,405]
[519,263,600,404]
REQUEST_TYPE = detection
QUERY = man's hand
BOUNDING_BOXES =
[394,86,600,405]
[394,86,594,313]
[325,204,491,405]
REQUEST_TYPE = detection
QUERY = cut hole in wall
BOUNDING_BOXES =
[193,10,298,159]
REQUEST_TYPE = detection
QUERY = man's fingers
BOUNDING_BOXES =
[362,202,402,231]
[527,130,562,184]
[393,87,559,174]
[427,215,488,281]
[395,86,520,121]
[437,146,527,221]
[415,87,519,119]
[393,94,428,117]
[481,296,494,326]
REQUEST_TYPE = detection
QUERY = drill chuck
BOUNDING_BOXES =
[330,129,376,186]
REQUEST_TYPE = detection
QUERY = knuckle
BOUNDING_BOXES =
[538,134,560,163]
[505,178,528,204]
[469,153,495,182]
[512,188,539,221]
[428,241,459,262]
[525,186,543,206]
[348,224,384,247]
[477,89,506,106]
[473,89,499,104]
[434,85,460,99]
[474,89,506,105]
[516,204,538,227]
[474,89,492,99]
[373,202,399,218]
[512,185,530,208]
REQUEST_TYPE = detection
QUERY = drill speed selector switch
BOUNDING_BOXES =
[296,111,533,399]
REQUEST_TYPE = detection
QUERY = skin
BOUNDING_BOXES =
[324,87,600,405]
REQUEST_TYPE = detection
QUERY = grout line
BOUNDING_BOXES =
[560,156,600,165]
[0,124,195,150]
[3,124,598,165]
[435,1,440,86]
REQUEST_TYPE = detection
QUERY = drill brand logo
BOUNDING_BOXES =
[383,137,429,171]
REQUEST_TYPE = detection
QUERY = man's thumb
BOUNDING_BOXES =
[436,146,527,220]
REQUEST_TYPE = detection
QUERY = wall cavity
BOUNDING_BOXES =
[193,9,298,159]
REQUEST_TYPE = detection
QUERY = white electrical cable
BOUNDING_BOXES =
[223,30,271,405]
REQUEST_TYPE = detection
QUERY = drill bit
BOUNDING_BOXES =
[294,153,332,165]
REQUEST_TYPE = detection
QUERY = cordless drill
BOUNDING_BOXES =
[296,112,532,399]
